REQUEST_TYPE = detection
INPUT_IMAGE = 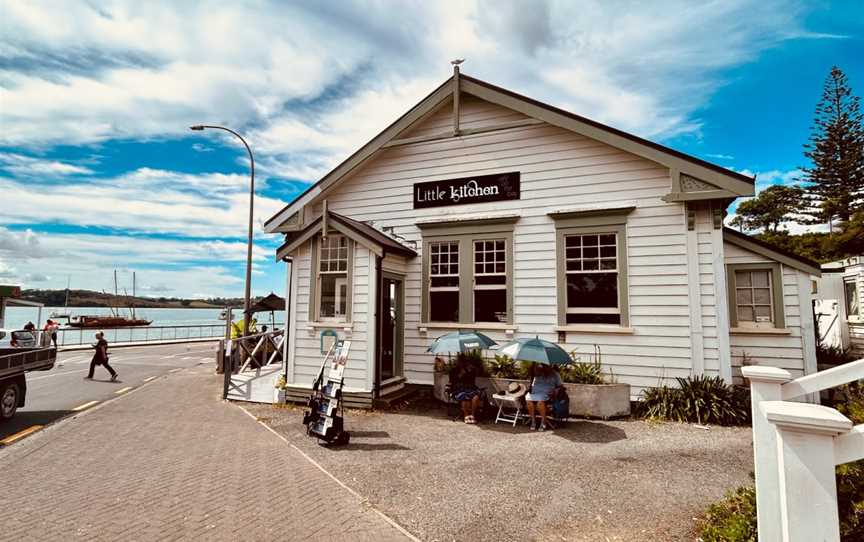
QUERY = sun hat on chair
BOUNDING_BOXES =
[505,382,527,398]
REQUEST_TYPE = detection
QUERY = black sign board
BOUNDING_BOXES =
[413,172,520,209]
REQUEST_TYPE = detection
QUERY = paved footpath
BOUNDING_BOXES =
[0,365,413,542]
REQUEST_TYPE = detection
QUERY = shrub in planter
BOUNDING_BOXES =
[485,354,519,378]
[637,375,750,426]
[559,358,606,385]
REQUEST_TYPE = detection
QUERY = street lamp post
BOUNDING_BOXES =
[190,124,255,338]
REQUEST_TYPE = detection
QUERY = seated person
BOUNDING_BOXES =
[525,363,562,431]
[449,354,482,424]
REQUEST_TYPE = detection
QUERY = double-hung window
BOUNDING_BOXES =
[551,208,633,328]
[421,221,514,325]
[473,240,507,323]
[726,263,785,330]
[312,235,352,321]
[429,241,460,322]
[563,232,621,324]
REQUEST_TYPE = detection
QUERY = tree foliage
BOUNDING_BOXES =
[801,66,864,224]
[730,184,804,232]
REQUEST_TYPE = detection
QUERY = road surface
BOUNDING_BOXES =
[1,342,219,444]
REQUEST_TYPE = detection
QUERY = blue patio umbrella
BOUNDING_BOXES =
[496,336,571,365]
[426,330,497,354]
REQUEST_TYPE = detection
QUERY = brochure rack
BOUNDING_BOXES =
[302,339,351,446]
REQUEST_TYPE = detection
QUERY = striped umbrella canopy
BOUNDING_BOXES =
[496,336,571,365]
[426,330,497,354]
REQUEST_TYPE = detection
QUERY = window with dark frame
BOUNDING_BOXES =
[734,269,773,327]
[564,232,620,324]
[429,241,460,322]
[473,239,507,322]
[318,235,348,319]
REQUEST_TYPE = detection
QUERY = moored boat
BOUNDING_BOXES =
[67,315,152,328]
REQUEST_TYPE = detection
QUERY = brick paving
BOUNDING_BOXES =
[0,366,412,542]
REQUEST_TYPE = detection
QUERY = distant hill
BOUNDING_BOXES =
[21,289,245,309]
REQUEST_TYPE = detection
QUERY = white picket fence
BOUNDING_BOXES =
[743,359,864,542]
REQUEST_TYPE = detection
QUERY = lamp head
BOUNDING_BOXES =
[189,125,205,131]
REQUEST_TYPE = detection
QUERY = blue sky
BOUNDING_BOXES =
[1,1,862,298]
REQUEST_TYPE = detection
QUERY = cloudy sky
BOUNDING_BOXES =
[1,0,862,298]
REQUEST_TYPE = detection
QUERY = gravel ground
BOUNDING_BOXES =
[245,395,753,542]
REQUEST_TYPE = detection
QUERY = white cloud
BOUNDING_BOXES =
[0,152,93,176]
[0,167,284,238]
[0,226,280,296]
[1,0,831,176]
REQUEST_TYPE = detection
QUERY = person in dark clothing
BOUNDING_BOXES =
[86,331,118,381]
[449,354,482,424]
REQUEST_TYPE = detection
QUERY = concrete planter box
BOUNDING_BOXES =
[564,382,631,419]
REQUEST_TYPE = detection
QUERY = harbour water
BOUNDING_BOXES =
[2,306,286,330]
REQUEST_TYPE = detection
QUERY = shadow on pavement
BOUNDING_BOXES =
[0,410,74,442]
[326,441,411,452]
[475,418,628,443]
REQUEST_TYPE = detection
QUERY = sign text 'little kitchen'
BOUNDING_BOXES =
[413,172,520,209]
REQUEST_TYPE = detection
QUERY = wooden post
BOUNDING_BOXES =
[742,365,792,542]
[763,401,852,542]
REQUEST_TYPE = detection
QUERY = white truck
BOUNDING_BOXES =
[0,286,57,421]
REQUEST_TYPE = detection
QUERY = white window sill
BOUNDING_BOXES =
[418,322,517,334]
[555,325,634,334]
[730,327,791,335]
[306,321,353,330]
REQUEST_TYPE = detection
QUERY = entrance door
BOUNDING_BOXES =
[379,274,404,383]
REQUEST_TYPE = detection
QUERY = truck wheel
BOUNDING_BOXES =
[1,381,20,421]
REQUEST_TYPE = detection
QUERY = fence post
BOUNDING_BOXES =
[763,401,852,542]
[741,365,792,541]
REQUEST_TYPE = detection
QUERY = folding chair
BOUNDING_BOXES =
[492,392,525,427]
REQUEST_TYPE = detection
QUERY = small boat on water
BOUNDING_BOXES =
[65,271,152,328]
[67,315,152,328]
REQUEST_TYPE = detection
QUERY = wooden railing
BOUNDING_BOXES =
[222,329,285,400]
[743,359,864,542]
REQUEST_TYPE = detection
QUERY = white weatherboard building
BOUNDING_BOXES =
[264,69,822,405]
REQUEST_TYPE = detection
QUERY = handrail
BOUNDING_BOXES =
[780,358,864,400]
[835,425,864,465]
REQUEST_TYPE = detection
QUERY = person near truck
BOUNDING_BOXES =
[43,319,59,348]
[85,331,118,382]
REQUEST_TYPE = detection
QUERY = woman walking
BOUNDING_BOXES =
[85,331,118,382]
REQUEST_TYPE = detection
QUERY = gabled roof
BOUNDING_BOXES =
[265,72,755,232]
[723,228,822,276]
[275,211,416,260]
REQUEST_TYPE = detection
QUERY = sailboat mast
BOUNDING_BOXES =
[132,272,136,320]
[64,275,70,308]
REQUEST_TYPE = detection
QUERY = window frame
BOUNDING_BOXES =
[420,222,514,325]
[844,278,861,321]
[726,262,785,329]
[309,234,354,323]
[554,221,629,327]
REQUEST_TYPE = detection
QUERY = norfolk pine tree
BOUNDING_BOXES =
[801,66,864,225]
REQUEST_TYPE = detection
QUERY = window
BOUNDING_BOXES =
[734,270,773,327]
[564,233,620,324]
[420,222,514,325]
[429,241,460,322]
[846,280,860,319]
[474,239,507,322]
[312,235,352,321]
[726,263,785,330]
